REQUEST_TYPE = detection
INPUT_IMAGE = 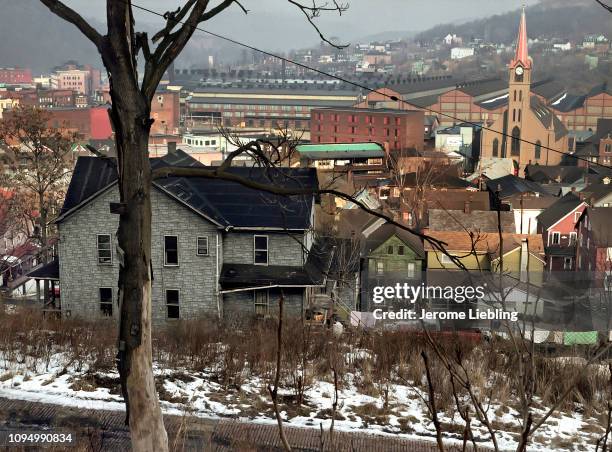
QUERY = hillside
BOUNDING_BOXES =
[416,0,612,44]
[0,0,242,73]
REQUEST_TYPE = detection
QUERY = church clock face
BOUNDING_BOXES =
[515,66,524,76]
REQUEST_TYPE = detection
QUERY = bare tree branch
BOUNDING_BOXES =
[39,0,103,48]
[286,0,349,48]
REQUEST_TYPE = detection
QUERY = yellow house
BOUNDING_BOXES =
[424,231,545,284]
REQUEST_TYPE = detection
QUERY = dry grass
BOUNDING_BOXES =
[0,305,610,446]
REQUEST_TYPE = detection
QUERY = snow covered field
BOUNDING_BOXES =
[0,352,604,451]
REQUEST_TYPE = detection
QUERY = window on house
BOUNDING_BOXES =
[574,212,581,222]
[564,257,573,270]
[254,235,268,265]
[99,288,113,316]
[197,236,209,256]
[166,289,180,319]
[440,254,453,264]
[551,232,561,245]
[535,141,541,159]
[387,245,394,254]
[164,235,179,265]
[376,261,384,276]
[398,246,405,255]
[492,138,499,157]
[407,262,416,278]
[97,234,112,264]
[254,289,269,317]
[569,232,577,245]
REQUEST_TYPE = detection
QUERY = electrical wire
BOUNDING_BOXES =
[128,1,612,171]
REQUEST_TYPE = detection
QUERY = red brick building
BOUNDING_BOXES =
[0,68,33,85]
[151,91,180,135]
[46,107,113,140]
[310,107,424,151]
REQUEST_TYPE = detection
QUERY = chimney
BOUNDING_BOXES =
[168,141,177,155]
[520,239,528,283]
[464,199,471,214]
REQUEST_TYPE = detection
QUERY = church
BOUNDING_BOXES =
[481,9,568,174]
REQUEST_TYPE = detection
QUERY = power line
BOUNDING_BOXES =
[129,1,612,171]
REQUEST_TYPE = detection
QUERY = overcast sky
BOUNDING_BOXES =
[63,0,538,50]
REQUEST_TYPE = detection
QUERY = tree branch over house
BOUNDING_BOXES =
[35,1,350,450]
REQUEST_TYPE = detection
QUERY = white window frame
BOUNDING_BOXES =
[564,257,573,270]
[407,262,416,278]
[99,287,113,317]
[551,231,561,245]
[574,212,581,222]
[97,234,112,265]
[254,289,269,317]
[196,236,209,256]
[254,235,269,266]
[166,289,180,319]
[376,260,384,276]
[569,232,577,245]
[164,235,179,266]
[440,254,453,264]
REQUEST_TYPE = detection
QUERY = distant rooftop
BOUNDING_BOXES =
[296,142,385,159]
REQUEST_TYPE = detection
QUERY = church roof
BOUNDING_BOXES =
[510,8,531,69]
[530,97,568,140]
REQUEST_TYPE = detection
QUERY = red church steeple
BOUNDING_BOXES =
[510,7,531,69]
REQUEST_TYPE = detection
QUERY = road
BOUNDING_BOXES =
[0,397,476,451]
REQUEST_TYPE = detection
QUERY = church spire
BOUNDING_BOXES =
[510,7,531,69]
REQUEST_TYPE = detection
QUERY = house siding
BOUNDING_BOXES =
[223,232,305,266]
[222,288,304,321]
[58,186,221,323]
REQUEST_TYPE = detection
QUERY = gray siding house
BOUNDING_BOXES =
[44,151,329,323]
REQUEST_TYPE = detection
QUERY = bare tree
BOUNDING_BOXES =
[0,105,75,298]
[36,1,348,449]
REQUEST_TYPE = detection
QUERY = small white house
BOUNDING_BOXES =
[450,47,474,60]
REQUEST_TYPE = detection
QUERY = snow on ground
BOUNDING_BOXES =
[0,352,602,451]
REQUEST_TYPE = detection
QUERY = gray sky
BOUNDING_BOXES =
[64,0,538,50]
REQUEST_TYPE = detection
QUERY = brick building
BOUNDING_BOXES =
[151,90,180,135]
[0,68,33,85]
[45,107,113,140]
[309,107,424,151]
[52,69,91,96]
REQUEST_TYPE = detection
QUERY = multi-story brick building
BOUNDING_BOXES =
[0,67,33,85]
[151,90,180,135]
[309,107,424,151]
[52,69,91,96]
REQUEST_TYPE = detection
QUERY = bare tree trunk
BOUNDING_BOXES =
[110,75,168,451]
[268,292,292,452]
[422,351,445,452]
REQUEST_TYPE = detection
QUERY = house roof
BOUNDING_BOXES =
[363,223,425,259]
[26,258,59,280]
[422,190,490,212]
[427,209,515,233]
[485,174,549,199]
[581,183,612,203]
[536,192,584,230]
[525,165,588,185]
[59,153,318,230]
